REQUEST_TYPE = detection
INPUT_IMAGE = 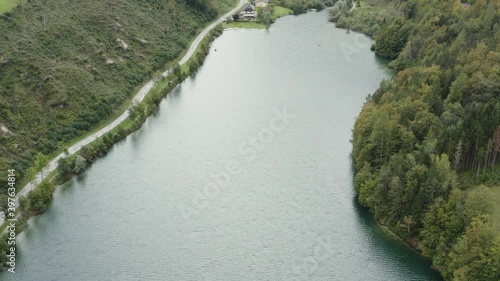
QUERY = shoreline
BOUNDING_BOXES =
[1,0,301,235]
[5,1,300,224]
[0,0,246,233]
[2,3,444,278]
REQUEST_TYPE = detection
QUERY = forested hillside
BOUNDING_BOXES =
[349,0,500,279]
[0,0,235,191]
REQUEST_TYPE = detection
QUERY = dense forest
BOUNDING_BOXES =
[342,0,500,279]
[0,0,236,193]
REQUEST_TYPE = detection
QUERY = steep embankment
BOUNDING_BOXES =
[339,0,500,280]
[0,0,235,192]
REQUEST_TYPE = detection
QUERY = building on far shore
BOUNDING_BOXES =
[240,3,257,20]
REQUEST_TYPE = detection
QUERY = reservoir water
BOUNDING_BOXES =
[2,11,442,281]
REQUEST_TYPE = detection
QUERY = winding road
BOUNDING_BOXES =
[2,0,246,224]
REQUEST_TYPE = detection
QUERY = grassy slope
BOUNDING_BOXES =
[225,21,268,29]
[214,0,239,13]
[0,0,18,14]
[0,0,235,191]
[272,6,294,19]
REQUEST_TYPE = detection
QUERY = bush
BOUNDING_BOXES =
[26,181,55,215]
